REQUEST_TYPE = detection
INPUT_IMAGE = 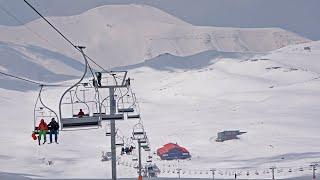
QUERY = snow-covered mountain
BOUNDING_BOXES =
[0,39,319,179]
[0,3,319,179]
[0,4,309,90]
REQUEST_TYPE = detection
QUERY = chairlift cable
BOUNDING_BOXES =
[0,69,76,88]
[0,71,43,85]
[23,0,109,72]
[0,3,59,50]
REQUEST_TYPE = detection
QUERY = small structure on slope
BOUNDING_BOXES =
[216,130,246,142]
[157,143,191,160]
[143,163,161,177]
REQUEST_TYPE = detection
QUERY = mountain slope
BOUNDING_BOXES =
[0,4,309,70]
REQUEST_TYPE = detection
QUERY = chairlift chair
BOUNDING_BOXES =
[115,135,125,147]
[132,122,146,140]
[132,156,138,161]
[105,122,111,136]
[59,81,101,129]
[33,85,59,134]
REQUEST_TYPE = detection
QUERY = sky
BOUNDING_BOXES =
[0,0,319,40]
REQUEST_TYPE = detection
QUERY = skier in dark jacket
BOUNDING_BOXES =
[48,118,60,144]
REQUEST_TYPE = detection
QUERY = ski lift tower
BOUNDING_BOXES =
[96,70,130,180]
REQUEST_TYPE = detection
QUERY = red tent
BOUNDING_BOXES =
[157,143,191,160]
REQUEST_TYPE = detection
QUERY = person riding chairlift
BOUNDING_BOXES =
[38,119,48,145]
[96,72,102,87]
[48,118,59,144]
[78,109,85,118]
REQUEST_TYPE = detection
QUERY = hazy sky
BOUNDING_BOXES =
[0,0,319,40]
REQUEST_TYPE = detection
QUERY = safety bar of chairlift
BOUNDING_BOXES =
[133,131,145,135]
[118,107,134,113]
[101,114,124,120]
[93,112,105,116]
[116,142,124,146]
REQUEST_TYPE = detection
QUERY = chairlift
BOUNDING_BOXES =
[116,88,140,118]
[132,122,146,140]
[105,122,111,136]
[59,83,101,129]
[115,134,125,147]
[59,47,101,130]
[33,85,59,134]
[132,156,138,161]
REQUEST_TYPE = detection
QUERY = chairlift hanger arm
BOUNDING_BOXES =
[59,47,88,121]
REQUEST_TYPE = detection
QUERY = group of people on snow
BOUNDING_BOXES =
[36,118,59,145]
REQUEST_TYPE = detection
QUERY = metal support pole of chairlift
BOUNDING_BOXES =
[270,167,276,180]
[177,168,181,179]
[210,169,215,180]
[138,140,142,179]
[310,163,318,180]
[109,87,117,180]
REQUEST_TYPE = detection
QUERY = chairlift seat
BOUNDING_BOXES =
[61,116,100,129]
[101,114,124,120]
[140,144,149,148]
[106,132,111,136]
[116,143,124,146]
[133,131,145,135]
[127,114,140,119]
[138,139,147,144]
[118,108,134,113]
[93,112,106,117]
[33,127,50,134]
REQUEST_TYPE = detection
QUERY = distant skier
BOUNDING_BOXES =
[78,109,85,117]
[38,119,48,145]
[48,118,60,144]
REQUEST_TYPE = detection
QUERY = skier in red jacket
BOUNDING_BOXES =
[38,119,48,145]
